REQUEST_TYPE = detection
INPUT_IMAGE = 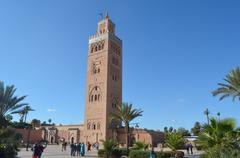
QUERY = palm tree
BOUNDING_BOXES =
[31,119,41,129]
[0,81,28,128]
[48,118,52,125]
[165,130,185,151]
[217,112,221,121]
[12,105,34,123]
[110,102,143,151]
[101,139,117,158]
[197,117,239,150]
[204,108,210,125]
[212,67,240,101]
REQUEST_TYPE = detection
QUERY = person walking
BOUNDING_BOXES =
[149,146,155,158]
[80,143,85,156]
[38,141,47,158]
[189,143,193,154]
[31,143,40,158]
[70,143,75,156]
[87,142,91,152]
[186,142,190,155]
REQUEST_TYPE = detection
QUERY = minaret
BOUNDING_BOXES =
[83,15,122,143]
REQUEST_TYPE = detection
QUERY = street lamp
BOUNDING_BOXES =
[25,124,32,151]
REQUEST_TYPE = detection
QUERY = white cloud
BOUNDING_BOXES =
[47,108,56,112]
[177,98,185,103]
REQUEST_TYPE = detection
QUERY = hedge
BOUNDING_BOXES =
[98,149,184,158]
[98,148,129,158]
[129,150,184,158]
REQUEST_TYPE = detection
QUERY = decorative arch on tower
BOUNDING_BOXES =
[89,86,102,103]
[111,96,119,108]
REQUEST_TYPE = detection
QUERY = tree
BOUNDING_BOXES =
[31,119,41,129]
[110,102,143,151]
[177,127,191,137]
[169,126,173,133]
[0,128,22,157]
[197,118,239,150]
[212,67,240,102]
[164,127,168,133]
[191,122,202,136]
[0,81,28,128]
[204,108,210,125]
[5,114,13,123]
[217,112,221,121]
[132,141,147,150]
[11,105,34,123]
[165,130,185,151]
[48,119,52,124]
[101,139,117,158]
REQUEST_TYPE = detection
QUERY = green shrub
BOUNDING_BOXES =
[98,149,105,157]
[129,150,184,158]
[157,151,184,158]
[0,128,22,158]
[0,144,19,158]
[129,150,150,158]
[98,148,130,158]
[165,131,185,151]
[113,148,129,156]
[200,146,240,158]
[132,141,147,150]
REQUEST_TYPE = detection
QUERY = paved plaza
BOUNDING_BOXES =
[18,145,201,158]
[17,145,98,158]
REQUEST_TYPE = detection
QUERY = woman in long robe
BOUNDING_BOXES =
[80,143,85,156]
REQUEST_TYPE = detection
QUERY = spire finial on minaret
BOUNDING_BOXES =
[105,11,109,19]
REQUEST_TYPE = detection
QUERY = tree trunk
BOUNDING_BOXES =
[125,124,129,152]
[207,114,209,125]
[24,114,27,123]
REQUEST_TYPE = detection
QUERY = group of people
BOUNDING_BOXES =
[31,141,47,158]
[70,143,85,156]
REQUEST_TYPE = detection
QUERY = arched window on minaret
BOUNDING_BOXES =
[92,123,96,130]
[89,86,101,103]
[87,123,91,130]
[97,122,100,130]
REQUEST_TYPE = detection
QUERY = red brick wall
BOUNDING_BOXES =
[15,129,42,144]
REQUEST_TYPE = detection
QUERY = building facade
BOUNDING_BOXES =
[39,15,163,147]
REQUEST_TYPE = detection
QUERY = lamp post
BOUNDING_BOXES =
[135,123,139,141]
[26,124,32,151]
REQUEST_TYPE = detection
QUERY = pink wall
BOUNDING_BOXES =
[15,129,42,144]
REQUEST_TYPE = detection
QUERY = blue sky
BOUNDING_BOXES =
[0,1,240,130]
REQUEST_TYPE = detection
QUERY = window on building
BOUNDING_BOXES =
[98,94,100,101]
[95,46,97,52]
[98,68,100,73]
[91,95,94,102]
[95,95,97,101]
[97,123,100,130]
[92,123,96,130]
[87,123,91,130]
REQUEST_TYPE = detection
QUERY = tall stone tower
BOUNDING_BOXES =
[83,15,122,144]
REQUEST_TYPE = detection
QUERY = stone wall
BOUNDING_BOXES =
[15,128,42,144]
